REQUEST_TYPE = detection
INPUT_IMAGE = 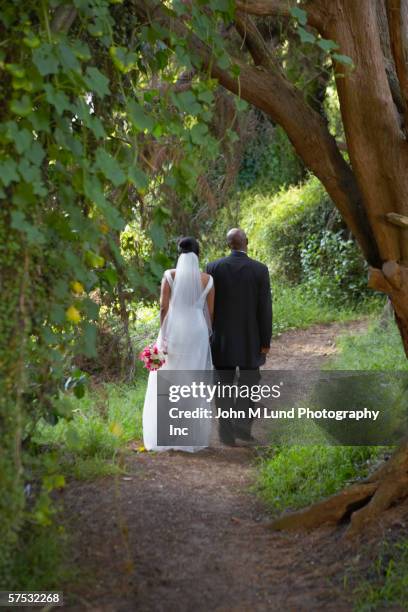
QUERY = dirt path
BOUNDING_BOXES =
[62,320,370,611]
[264,319,369,370]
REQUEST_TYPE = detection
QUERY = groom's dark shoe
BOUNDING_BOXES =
[219,420,236,447]
[234,425,254,442]
[220,435,236,447]
[236,432,255,442]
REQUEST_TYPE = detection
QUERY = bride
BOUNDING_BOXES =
[142,237,215,452]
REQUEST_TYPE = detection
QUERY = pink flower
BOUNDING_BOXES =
[139,343,166,370]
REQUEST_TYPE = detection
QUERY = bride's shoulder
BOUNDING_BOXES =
[162,269,176,284]
[200,272,213,289]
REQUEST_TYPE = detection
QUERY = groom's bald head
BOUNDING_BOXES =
[227,228,248,252]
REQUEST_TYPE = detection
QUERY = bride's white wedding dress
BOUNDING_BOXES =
[142,252,213,452]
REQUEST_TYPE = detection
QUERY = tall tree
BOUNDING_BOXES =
[131,0,408,533]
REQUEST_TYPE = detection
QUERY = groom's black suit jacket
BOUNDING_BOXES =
[206,251,272,369]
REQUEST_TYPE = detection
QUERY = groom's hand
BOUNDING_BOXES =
[260,346,270,354]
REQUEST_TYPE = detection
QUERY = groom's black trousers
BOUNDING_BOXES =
[214,367,261,443]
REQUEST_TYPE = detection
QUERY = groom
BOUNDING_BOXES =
[206,228,272,446]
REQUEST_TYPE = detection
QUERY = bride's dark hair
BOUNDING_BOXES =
[177,236,200,257]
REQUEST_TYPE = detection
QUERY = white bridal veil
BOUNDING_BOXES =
[158,251,212,370]
[143,251,213,451]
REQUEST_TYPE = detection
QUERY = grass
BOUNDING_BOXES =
[353,539,408,611]
[256,316,406,514]
[34,378,147,479]
[328,319,408,371]
[272,282,382,334]
[256,445,377,513]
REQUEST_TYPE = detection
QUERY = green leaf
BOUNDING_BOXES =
[332,53,354,66]
[94,148,126,186]
[128,165,148,190]
[82,321,97,358]
[298,27,316,44]
[18,158,42,185]
[28,108,51,133]
[235,98,248,112]
[231,64,241,77]
[71,40,91,61]
[209,0,234,17]
[101,267,118,287]
[127,100,154,132]
[173,90,201,115]
[83,173,108,208]
[290,6,307,25]
[32,43,59,76]
[58,42,81,72]
[150,222,166,248]
[23,31,41,49]
[12,181,39,205]
[5,63,25,78]
[83,173,125,230]
[317,38,339,52]
[197,89,214,104]
[25,140,46,166]
[7,121,33,154]
[0,158,19,186]
[190,122,208,145]
[216,51,230,70]
[109,46,138,73]
[74,102,106,138]
[10,95,32,116]
[150,256,165,278]
[11,210,45,244]
[44,84,72,115]
[84,66,110,98]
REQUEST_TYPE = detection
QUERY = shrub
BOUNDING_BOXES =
[240,175,341,281]
[300,229,370,305]
[238,122,305,191]
[239,174,372,304]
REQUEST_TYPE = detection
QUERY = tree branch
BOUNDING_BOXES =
[51,5,77,33]
[386,0,408,128]
[231,12,379,264]
[132,1,379,263]
[235,0,324,31]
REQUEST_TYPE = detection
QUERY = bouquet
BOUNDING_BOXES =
[139,344,166,371]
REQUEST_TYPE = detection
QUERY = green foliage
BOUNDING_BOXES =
[241,176,337,274]
[237,123,304,191]
[354,539,408,611]
[8,519,73,591]
[239,174,372,305]
[290,7,354,69]
[0,0,238,583]
[256,445,380,512]
[35,381,145,475]
[300,229,371,305]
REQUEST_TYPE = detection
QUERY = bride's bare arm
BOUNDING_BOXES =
[207,285,215,323]
[160,275,171,325]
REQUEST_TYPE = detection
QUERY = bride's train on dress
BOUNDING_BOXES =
[142,253,213,452]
